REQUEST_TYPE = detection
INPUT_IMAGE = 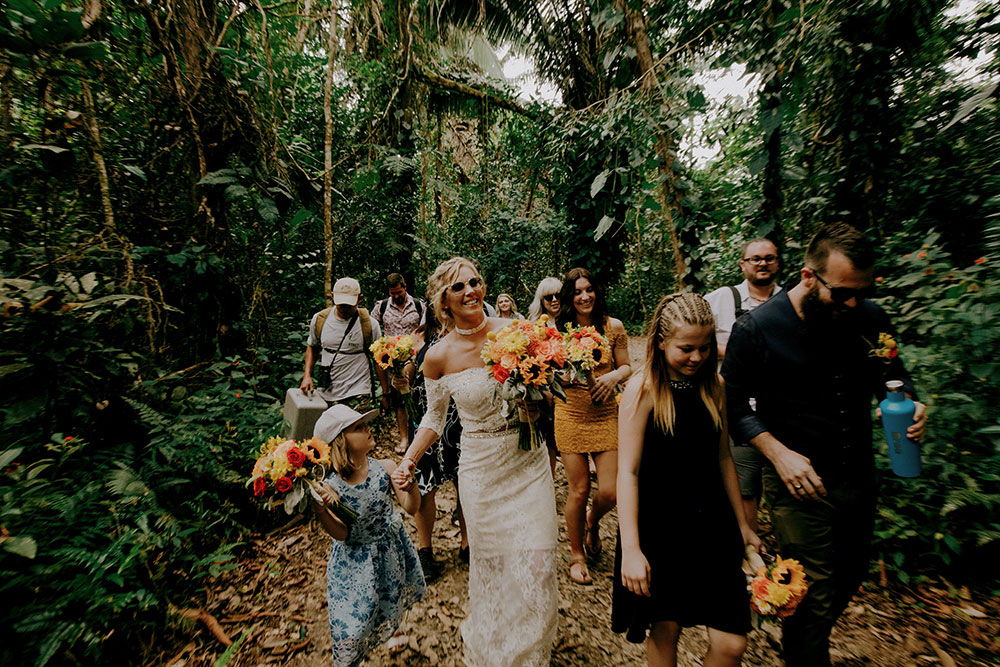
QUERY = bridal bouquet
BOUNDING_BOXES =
[562,323,614,403]
[480,315,567,450]
[369,334,419,420]
[248,436,357,525]
[746,549,808,636]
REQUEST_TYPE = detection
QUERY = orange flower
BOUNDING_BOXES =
[500,352,519,370]
[918,251,927,259]
[771,557,807,597]
[974,257,986,264]
[875,276,884,283]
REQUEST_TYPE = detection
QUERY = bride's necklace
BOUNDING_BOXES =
[455,318,487,336]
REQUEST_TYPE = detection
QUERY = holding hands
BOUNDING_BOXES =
[391,457,416,492]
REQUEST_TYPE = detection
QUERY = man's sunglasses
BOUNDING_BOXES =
[449,277,483,292]
[811,270,875,303]
[542,294,559,302]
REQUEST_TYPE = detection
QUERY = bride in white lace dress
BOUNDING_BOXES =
[394,257,558,666]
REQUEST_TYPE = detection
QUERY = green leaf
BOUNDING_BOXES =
[122,165,146,181]
[214,629,250,667]
[0,447,24,468]
[2,536,38,559]
[0,363,30,379]
[594,215,615,241]
[19,144,69,154]
[61,41,109,60]
[197,169,239,186]
[590,170,611,198]
[943,81,999,131]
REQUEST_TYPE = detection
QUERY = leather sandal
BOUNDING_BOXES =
[569,555,592,586]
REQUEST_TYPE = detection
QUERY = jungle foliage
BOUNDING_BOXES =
[0,0,998,664]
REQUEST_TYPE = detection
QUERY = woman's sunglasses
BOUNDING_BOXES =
[449,277,482,292]
[811,270,875,303]
[542,294,559,302]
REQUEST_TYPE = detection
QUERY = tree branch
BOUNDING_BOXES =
[413,65,537,119]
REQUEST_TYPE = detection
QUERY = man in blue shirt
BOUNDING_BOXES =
[722,223,927,666]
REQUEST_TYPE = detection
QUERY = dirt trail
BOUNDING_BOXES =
[161,337,996,667]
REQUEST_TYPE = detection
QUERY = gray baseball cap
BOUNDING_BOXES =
[313,404,379,442]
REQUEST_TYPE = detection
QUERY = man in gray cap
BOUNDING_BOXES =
[301,277,390,414]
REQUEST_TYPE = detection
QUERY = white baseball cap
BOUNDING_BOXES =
[313,404,379,442]
[333,277,361,306]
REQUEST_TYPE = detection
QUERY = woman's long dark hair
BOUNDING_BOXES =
[556,267,607,334]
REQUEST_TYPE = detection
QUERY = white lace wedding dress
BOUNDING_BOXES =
[420,367,558,666]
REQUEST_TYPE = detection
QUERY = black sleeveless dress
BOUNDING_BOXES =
[612,384,750,642]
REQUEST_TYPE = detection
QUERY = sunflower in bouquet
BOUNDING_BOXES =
[248,435,357,526]
[747,552,809,635]
[369,334,419,420]
[480,315,568,450]
[562,323,614,403]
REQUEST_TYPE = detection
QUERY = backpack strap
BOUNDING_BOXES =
[415,298,424,322]
[729,285,746,321]
[357,308,378,402]
[313,307,333,343]
[377,299,388,323]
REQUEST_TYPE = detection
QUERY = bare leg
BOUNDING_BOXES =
[647,621,681,667]
[562,452,591,566]
[455,483,469,550]
[415,488,437,550]
[704,627,747,667]
[395,406,409,454]
[587,449,618,553]
[547,447,557,480]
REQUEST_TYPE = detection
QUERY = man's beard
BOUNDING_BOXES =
[749,273,775,287]
[801,285,858,332]
[392,294,406,306]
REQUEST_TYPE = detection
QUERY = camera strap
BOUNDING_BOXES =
[321,312,360,362]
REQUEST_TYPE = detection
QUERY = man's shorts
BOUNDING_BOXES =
[327,394,376,413]
[730,441,763,498]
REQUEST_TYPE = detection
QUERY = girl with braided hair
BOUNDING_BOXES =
[612,293,760,667]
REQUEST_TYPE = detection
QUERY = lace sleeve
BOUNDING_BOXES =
[417,375,450,436]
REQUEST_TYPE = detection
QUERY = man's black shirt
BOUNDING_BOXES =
[721,291,916,481]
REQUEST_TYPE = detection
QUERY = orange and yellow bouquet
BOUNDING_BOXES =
[248,436,357,526]
[369,334,418,420]
[562,323,614,403]
[747,551,808,633]
[480,315,568,450]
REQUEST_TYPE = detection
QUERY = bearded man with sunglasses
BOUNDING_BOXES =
[722,223,927,667]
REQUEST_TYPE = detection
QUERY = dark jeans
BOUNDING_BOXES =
[762,466,877,667]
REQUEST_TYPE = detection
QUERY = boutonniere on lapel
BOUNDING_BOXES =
[866,332,899,362]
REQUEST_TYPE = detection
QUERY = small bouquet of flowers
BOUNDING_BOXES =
[248,436,357,526]
[868,332,899,362]
[562,323,614,403]
[480,315,568,450]
[369,334,419,420]
[746,548,809,638]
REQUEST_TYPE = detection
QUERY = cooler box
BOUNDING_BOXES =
[282,388,329,440]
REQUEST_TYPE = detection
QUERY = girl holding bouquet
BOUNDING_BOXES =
[554,268,631,585]
[392,257,558,666]
[613,293,760,666]
[310,405,425,667]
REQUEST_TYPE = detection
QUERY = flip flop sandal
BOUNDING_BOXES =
[569,556,592,586]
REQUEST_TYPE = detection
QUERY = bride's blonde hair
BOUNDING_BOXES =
[641,293,723,435]
[426,257,486,330]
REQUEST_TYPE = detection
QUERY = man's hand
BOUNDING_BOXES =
[300,375,314,394]
[769,442,827,501]
[875,400,928,442]
[391,458,416,492]
[908,401,927,441]
[590,372,618,403]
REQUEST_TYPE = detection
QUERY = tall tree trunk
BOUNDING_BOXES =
[322,9,338,306]
[0,55,12,149]
[619,0,687,287]
[81,81,115,232]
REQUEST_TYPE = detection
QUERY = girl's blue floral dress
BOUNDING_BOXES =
[325,458,425,666]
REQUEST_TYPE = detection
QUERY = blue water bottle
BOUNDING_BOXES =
[880,380,921,478]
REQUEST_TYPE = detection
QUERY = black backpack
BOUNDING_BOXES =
[376,297,425,324]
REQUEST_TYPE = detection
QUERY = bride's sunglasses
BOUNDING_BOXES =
[449,277,483,292]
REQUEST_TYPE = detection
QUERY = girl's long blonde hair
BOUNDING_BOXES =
[327,433,355,479]
[642,293,723,435]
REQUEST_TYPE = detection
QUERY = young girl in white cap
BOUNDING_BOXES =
[311,404,425,666]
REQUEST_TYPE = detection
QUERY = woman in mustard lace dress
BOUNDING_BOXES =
[554,268,631,585]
